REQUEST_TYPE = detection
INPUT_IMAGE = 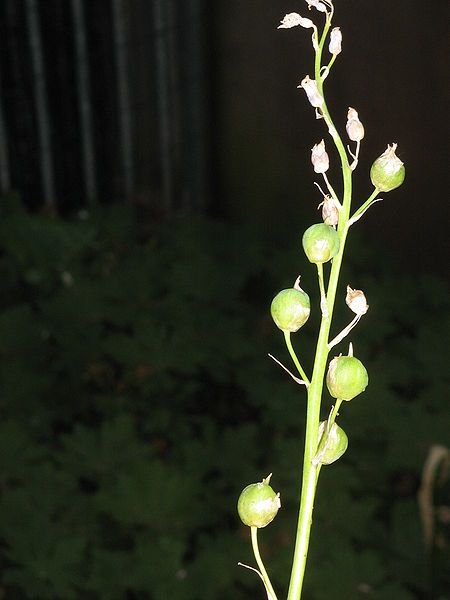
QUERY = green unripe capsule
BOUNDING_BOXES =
[326,355,368,401]
[370,143,405,192]
[237,474,281,528]
[271,287,310,332]
[302,223,340,264]
[313,421,348,466]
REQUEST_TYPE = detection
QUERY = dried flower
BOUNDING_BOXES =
[319,196,339,226]
[311,140,329,174]
[346,107,364,142]
[278,13,315,29]
[346,286,368,315]
[329,27,342,55]
[305,0,328,13]
[298,76,324,108]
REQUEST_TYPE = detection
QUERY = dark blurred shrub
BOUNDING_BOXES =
[0,199,448,599]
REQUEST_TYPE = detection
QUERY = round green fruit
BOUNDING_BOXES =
[326,355,368,401]
[302,223,340,264]
[271,288,310,332]
[370,143,405,192]
[313,421,348,466]
[237,475,281,528]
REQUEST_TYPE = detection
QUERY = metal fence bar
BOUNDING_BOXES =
[71,0,97,206]
[112,0,134,202]
[25,0,56,212]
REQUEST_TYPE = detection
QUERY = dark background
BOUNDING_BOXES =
[0,1,449,599]
[0,0,448,274]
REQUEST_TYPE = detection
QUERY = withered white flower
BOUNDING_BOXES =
[298,76,324,108]
[346,107,365,142]
[278,13,315,29]
[329,27,342,55]
[311,140,329,174]
[346,286,369,315]
[305,0,328,13]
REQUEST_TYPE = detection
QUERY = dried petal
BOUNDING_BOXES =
[311,139,329,173]
[329,27,342,55]
[346,286,369,315]
[278,13,315,29]
[305,0,328,13]
[298,75,324,108]
[319,196,339,226]
[346,107,365,142]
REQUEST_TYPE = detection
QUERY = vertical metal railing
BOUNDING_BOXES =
[112,0,134,202]
[24,0,56,212]
[71,0,97,206]
[1,0,210,213]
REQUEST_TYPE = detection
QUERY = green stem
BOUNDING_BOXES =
[349,187,380,223]
[314,398,344,461]
[316,263,328,318]
[287,14,354,600]
[251,527,279,600]
[284,331,310,385]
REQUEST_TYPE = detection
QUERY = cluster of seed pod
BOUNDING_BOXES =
[238,0,405,536]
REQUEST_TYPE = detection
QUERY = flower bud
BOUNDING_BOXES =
[346,107,364,142]
[370,143,405,192]
[346,286,368,315]
[271,287,310,332]
[313,421,348,466]
[329,27,342,55]
[278,13,315,29]
[237,475,281,528]
[302,223,340,264]
[326,354,368,401]
[298,76,324,108]
[311,140,329,174]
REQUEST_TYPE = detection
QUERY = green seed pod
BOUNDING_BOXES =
[370,143,405,192]
[313,421,348,466]
[271,287,310,332]
[302,223,340,264]
[237,475,281,528]
[326,355,368,401]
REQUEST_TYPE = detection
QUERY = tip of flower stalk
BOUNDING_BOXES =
[348,342,354,357]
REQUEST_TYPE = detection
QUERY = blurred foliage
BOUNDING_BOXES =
[0,197,448,599]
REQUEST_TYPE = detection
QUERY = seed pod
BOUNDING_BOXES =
[313,421,348,465]
[302,223,340,264]
[370,143,405,192]
[271,287,310,332]
[237,475,281,528]
[326,354,368,401]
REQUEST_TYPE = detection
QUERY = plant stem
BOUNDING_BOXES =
[284,331,310,385]
[287,14,354,600]
[251,527,279,600]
